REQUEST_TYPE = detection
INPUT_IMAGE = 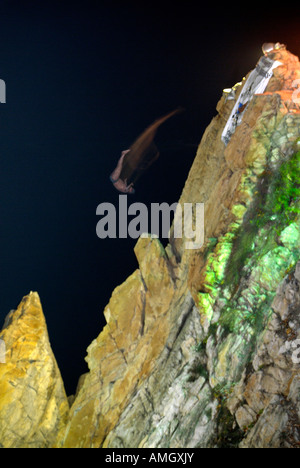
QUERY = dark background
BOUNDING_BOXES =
[0,0,300,395]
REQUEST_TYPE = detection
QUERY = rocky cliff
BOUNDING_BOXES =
[0,292,69,447]
[1,45,300,448]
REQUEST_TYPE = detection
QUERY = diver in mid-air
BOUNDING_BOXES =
[110,108,182,194]
[109,150,134,194]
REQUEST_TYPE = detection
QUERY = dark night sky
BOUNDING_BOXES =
[0,0,300,394]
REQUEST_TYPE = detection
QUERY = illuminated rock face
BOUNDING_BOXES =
[1,47,300,448]
[61,47,300,448]
[0,292,69,448]
[61,236,176,448]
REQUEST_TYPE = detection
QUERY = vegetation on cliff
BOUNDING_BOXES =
[1,47,300,448]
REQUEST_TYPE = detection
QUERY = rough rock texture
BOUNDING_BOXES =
[0,292,69,448]
[61,236,176,447]
[1,46,300,448]
[59,46,300,448]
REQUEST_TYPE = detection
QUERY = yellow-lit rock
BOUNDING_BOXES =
[0,292,69,448]
[3,47,300,448]
[61,236,175,448]
[61,47,300,448]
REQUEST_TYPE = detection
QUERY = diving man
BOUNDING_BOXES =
[109,108,183,194]
[109,150,135,194]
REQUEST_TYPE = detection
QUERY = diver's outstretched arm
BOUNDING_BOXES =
[110,149,130,182]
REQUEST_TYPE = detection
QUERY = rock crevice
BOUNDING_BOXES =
[1,46,300,448]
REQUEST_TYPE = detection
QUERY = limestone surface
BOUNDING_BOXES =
[2,47,300,448]
[0,292,69,448]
